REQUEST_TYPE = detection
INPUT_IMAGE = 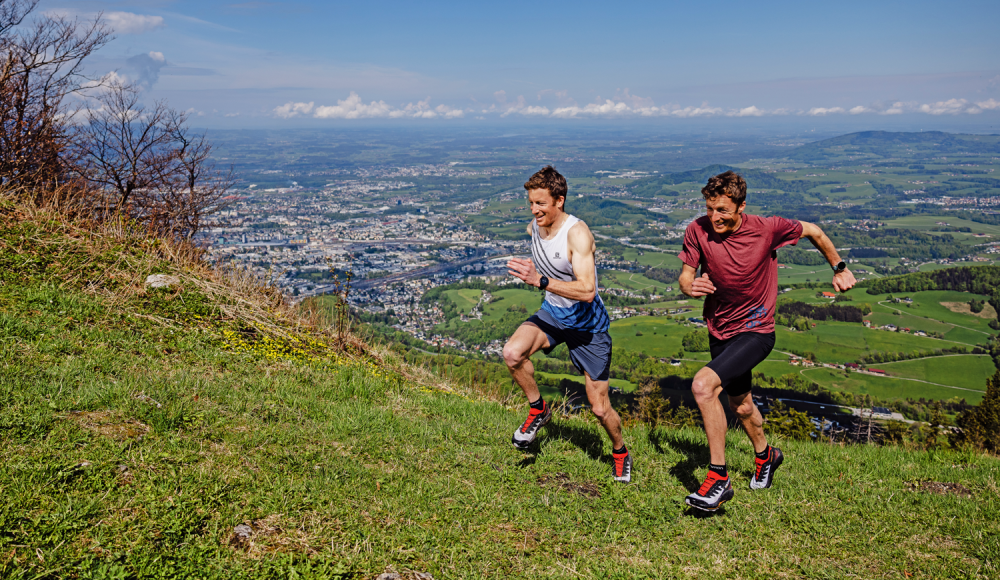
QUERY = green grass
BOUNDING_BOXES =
[5,288,998,579]
[3,210,1000,579]
[873,355,994,392]
[800,368,985,404]
[599,270,668,292]
[620,249,683,269]
[445,288,483,310]
[480,289,542,323]
[774,321,965,364]
[884,214,1000,236]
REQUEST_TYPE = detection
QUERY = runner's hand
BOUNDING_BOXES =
[507,258,541,287]
[833,269,857,292]
[690,273,716,296]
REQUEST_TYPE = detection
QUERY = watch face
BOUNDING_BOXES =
[836,261,847,272]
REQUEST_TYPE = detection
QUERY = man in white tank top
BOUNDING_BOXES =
[503,166,631,483]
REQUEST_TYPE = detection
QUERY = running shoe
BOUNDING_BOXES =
[511,401,551,449]
[684,471,734,511]
[749,446,784,490]
[612,448,632,483]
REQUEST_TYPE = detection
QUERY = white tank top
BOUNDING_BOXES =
[530,215,609,332]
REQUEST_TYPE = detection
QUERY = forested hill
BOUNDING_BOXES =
[787,131,1000,163]
[863,264,1000,296]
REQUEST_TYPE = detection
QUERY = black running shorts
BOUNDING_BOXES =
[705,331,775,397]
[524,310,612,382]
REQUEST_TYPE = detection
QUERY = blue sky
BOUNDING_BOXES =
[43,0,1000,127]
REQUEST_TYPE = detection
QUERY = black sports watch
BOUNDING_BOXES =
[539,275,549,290]
[832,261,847,273]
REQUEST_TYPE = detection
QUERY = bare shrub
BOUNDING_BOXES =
[0,1,111,193]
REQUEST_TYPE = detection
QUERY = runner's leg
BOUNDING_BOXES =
[728,391,768,453]
[584,372,624,449]
[691,366,727,465]
[502,323,551,401]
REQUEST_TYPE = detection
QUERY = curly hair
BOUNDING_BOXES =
[701,170,747,206]
[524,165,567,200]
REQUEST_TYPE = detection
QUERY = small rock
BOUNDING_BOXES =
[146,274,180,289]
[376,575,401,580]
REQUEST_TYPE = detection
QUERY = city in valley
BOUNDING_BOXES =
[196,128,1000,429]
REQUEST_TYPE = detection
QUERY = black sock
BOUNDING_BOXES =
[709,463,728,478]
[529,397,545,411]
[755,446,771,460]
[613,445,627,455]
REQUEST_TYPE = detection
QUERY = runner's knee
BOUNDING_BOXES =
[502,342,526,368]
[691,374,718,402]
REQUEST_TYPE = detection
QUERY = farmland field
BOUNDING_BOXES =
[799,368,985,403]
[873,354,994,392]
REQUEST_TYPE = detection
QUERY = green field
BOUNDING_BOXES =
[609,317,692,359]
[874,355,994,392]
[481,288,542,322]
[883,214,1000,237]
[444,288,483,310]
[620,248,683,269]
[800,368,985,404]
[600,270,668,292]
[774,322,958,364]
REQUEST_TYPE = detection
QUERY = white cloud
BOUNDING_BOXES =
[274,101,315,118]
[978,99,1000,111]
[883,101,909,115]
[806,107,845,116]
[667,104,724,118]
[730,106,764,117]
[275,92,464,120]
[273,91,1000,121]
[918,98,972,115]
[104,12,165,34]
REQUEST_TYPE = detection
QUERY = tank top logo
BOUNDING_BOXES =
[553,252,561,259]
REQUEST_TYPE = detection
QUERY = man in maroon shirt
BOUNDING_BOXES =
[677,170,856,511]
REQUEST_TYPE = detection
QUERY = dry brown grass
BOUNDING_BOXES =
[940,301,997,319]
[65,410,150,441]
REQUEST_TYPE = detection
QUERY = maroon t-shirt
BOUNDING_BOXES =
[679,214,803,340]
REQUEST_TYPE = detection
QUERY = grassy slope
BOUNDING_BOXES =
[2,212,999,579]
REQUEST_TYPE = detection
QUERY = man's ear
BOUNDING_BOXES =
[556,195,565,211]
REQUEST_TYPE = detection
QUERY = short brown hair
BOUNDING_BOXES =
[524,165,567,200]
[701,170,747,206]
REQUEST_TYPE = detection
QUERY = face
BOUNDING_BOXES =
[528,188,565,227]
[705,195,745,235]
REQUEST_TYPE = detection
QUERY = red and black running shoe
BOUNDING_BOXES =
[684,471,734,511]
[511,401,551,449]
[750,446,784,490]
[612,448,632,483]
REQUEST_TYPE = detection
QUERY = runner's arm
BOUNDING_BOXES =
[799,221,857,292]
[679,263,716,297]
[507,222,599,302]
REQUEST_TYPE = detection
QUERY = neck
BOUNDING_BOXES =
[540,211,567,233]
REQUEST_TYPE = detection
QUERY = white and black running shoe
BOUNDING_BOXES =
[511,401,551,449]
[612,449,632,483]
[685,472,734,511]
[750,446,784,490]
